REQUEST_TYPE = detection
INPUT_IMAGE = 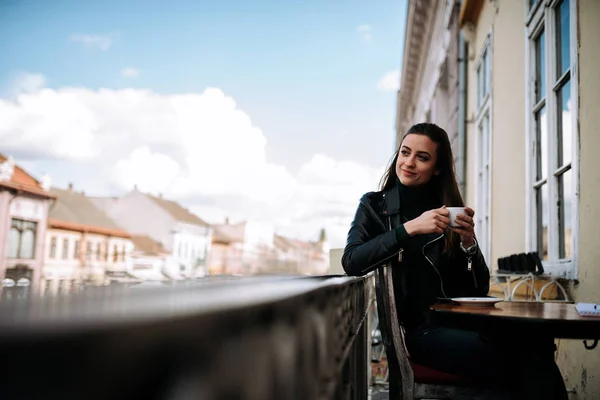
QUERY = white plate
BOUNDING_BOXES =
[450,297,503,307]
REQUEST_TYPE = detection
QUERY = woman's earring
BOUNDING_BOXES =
[434,170,440,176]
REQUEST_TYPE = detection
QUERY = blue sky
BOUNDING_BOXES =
[0,0,407,246]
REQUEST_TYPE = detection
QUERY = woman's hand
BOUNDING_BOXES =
[450,206,476,247]
[404,207,450,236]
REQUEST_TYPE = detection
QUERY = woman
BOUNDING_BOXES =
[342,123,567,399]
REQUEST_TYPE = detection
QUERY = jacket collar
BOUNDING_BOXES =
[380,184,401,216]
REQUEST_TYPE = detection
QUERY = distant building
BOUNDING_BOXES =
[0,153,54,293]
[240,220,275,274]
[129,235,177,282]
[270,228,329,275]
[43,185,134,294]
[90,188,212,278]
[209,219,330,276]
[209,219,246,275]
[328,248,344,275]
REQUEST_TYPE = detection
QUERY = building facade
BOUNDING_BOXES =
[43,186,134,294]
[209,220,246,275]
[91,189,212,278]
[395,0,469,200]
[398,0,600,396]
[129,235,174,282]
[271,229,329,276]
[459,0,599,396]
[0,154,54,292]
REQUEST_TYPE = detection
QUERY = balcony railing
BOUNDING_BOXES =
[0,274,373,400]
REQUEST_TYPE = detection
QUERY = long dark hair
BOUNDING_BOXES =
[379,123,464,253]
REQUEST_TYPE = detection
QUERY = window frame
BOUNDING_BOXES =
[74,239,80,260]
[96,242,102,261]
[474,30,493,264]
[62,238,69,260]
[525,0,579,279]
[50,236,57,259]
[86,241,92,261]
[7,218,38,260]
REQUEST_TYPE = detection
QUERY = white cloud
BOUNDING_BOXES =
[377,69,401,92]
[70,34,113,51]
[121,67,141,78]
[0,76,384,248]
[282,154,384,246]
[357,24,372,42]
[10,73,46,94]
[113,146,180,193]
[0,77,97,159]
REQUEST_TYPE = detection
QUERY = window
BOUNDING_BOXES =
[113,244,119,263]
[74,240,80,259]
[526,0,577,277]
[96,243,101,261]
[475,32,492,263]
[50,237,57,259]
[7,219,37,259]
[477,113,491,262]
[86,241,92,260]
[477,42,490,108]
[62,238,69,260]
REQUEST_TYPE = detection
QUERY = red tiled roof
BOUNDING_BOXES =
[146,194,210,227]
[131,235,167,256]
[273,234,314,252]
[0,153,54,198]
[48,187,130,238]
[212,222,246,244]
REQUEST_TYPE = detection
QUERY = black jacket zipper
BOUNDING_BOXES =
[421,234,448,299]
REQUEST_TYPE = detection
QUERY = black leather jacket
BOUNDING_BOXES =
[342,184,490,302]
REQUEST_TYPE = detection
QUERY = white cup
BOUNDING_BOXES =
[446,207,466,227]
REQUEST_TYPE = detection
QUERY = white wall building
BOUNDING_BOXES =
[91,188,212,278]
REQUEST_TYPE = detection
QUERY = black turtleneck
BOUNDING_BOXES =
[393,178,444,332]
[394,178,441,244]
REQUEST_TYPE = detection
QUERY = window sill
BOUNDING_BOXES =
[540,260,576,280]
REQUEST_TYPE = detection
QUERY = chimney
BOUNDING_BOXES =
[40,174,51,191]
[134,184,138,191]
[225,217,230,225]
[319,228,327,242]
[68,183,73,190]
